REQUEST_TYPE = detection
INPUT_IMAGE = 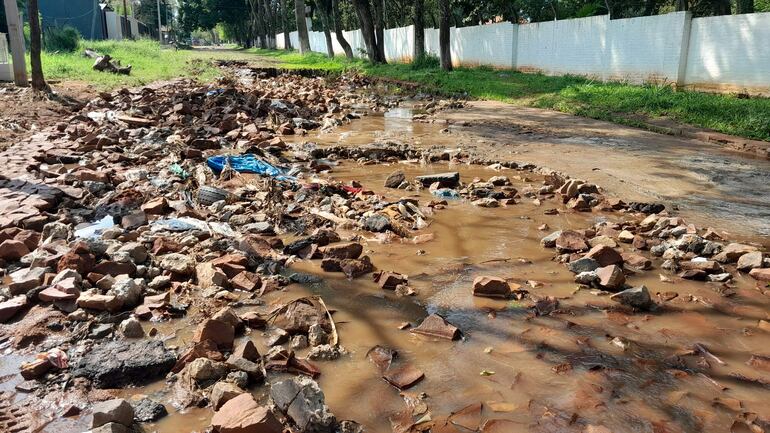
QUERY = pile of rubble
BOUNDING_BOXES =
[0,69,413,432]
[0,65,490,432]
[1,63,768,433]
[539,210,769,306]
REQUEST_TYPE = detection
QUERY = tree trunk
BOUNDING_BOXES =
[317,0,335,58]
[282,0,292,49]
[331,0,353,59]
[295,0,311,53]
[323,28,334,57]
[413,0,425,61]
[266,0,276,48]
[371,0,386,63]
[675,0,687,10]
[351,0,379,63]
[736,0,754,13]
[28,0,47,91]
[439,0,451,71]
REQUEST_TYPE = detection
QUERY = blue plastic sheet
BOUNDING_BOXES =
[206,155,296,182]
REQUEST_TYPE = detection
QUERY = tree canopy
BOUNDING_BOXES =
[176,0,770,48]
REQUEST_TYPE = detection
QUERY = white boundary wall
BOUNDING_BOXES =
[274,11,770,94]
[684,12,770,92]
[0,33,11,82]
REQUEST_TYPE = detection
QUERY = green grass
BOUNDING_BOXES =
[34,39,239,89]
[247,49,770,141]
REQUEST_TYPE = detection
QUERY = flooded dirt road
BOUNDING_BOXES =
[1,71,769,433]
[120,161,770,433]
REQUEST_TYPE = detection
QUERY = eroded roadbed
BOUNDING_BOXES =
[0,69,769,433]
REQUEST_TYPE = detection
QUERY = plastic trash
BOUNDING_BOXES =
[206,154,296,182]
[198,186,231,206]
[86,111,117,123]
[42,348,69,369]
[170,163,190,180]
[206,89,225,97]
[151,217,237,237]
[74,215,115,238]
[151,217,208,232]
[432,188,460,199]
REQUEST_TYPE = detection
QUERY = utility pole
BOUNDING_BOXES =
[156,0,163,43]
[123,0,131,38]
[3,0,28,86]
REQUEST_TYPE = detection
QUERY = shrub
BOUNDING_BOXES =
[44,26,80,53]
[411,54,440,70]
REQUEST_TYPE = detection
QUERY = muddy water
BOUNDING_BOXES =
[120,161,770,433]
[439,102,770,242]
[311,104,770,243]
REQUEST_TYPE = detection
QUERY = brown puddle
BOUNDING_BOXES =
[113,160,769,433]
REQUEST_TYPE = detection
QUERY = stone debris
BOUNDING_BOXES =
[131,398,168,422]
[471,276,511,298]
[410,314,460,340]
[92,399,134,429]
[72,340,176,388]
[382,363,425,390]
[211,393,283,433]
[610,285,654,310]
[0,64,766,433]
[270,376,336,433]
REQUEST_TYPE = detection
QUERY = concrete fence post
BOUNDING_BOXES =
[511,23,519,70]
[675,11,693,89]
[3,0,28,86]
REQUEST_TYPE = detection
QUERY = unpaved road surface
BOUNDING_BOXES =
[0,66,768,433]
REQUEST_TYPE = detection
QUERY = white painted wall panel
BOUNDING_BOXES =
[383,25,413,62]
[424,28,440,57]
[685,12,770,93]
[604,12,687,82]
[451,22,515,67]
[308,31,327,53]
[517,16,608,77]
[342,29,365,58]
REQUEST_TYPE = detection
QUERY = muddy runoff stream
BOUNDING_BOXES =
[89,116,770,432]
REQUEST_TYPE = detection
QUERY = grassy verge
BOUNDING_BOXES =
[35,39,244,90]
[249,49,770,142]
